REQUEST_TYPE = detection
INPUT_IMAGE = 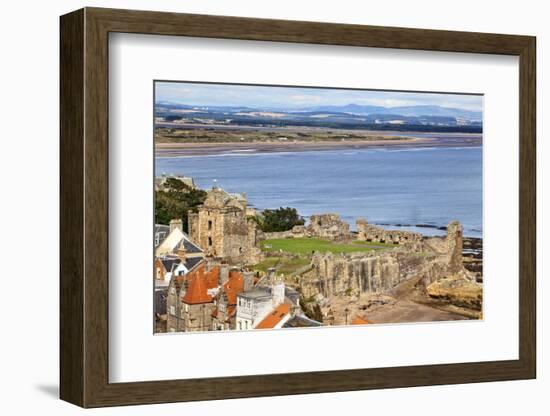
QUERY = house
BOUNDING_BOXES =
[255,303,291,329]
[154,224,170,248]
[166,260,219,332]
[211,268,254,331]
[235,268,289,330]
[155,219,205,261]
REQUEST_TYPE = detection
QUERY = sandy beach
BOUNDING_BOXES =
[155,137,440,157]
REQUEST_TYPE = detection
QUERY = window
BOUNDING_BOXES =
[208,237,212,246]
[170,306,176,315]
[208,220,212,230]
[170,287,175,295]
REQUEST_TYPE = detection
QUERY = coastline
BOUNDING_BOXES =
[155,136,482,157]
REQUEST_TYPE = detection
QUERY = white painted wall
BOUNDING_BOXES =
[0,0,547,415]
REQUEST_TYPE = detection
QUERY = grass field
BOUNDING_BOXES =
[260,237,393,255]
[250,256,311,276]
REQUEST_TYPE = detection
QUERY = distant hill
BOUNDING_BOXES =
[307,104,481,120]
[154,101,483,133]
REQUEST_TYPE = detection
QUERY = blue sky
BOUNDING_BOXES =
[155,81,483,111]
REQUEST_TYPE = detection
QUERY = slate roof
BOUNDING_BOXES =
[181,237,203,254]
[154,224,170,247]
[283,315,323,328]
[161,257,181,273]
[238,288,272,300]
[183,256,203,272]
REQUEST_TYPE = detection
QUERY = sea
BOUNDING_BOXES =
[155,145,483,238]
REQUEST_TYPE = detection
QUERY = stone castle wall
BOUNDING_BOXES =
[300,221,471,299]
[188,188,261,265]
[356,218,422,246]
[307,214,350,241]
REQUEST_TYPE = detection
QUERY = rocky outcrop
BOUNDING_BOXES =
[426,275,482,310]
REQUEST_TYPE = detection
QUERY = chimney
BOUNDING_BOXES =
[243,270,255,291]
[267,267,277,284]
[169,218,183,234]
[219,263,229,286]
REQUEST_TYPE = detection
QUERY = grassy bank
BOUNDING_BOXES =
[260,237,393,255]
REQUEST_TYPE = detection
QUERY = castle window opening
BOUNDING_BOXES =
[208,220,212,230]
[208,237,212,247]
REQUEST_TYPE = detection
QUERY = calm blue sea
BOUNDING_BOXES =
[155,146,483,238]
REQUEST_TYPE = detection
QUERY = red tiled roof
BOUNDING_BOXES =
[351,315,371,325]
[180,262,220,305]
[181,273,213,305]
[255,304,290,329]
[223,271,244,306]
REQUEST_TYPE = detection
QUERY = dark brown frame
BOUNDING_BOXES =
[60,7,536,408]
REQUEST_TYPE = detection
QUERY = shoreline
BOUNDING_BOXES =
[155,136,482,157]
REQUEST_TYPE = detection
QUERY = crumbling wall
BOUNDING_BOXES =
[356,218,422,247]
[307,214,350,241]
[301,221,473,299]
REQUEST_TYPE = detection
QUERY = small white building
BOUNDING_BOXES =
[235,271,287,330]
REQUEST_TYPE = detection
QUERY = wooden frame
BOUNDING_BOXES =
[60,7,536,408]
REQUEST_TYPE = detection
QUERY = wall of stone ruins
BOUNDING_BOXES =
[300,221,471,299]
[307,214,350,241]
[356,218,422,246]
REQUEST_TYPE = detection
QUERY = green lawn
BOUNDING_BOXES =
[250,256,311,276]
[260,237,393,255]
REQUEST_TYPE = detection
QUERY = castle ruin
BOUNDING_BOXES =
[356,218,422,246]
[300,221,472,299]
[188,187,261,265]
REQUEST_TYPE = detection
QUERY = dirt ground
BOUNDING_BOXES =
[327,274,480,326]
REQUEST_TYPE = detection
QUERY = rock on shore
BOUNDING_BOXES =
[426,275,482,310]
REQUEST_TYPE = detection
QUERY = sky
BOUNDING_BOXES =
[155,81,483,112]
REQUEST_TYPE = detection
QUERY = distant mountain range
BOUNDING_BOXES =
[305,104,482,120]
[155,101,483,133]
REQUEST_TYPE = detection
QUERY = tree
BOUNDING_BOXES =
[155,186,207,232]
[163,177,187,191]
[259,207,304,232]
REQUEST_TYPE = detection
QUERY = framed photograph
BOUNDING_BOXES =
[60,7,536,408]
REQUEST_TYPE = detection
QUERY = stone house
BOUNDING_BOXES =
[166,260,256,333]
[188,187,261,265]
[211,268,254,330]
[166,260,219,332]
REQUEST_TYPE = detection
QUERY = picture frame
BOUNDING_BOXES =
[60,7,536,408]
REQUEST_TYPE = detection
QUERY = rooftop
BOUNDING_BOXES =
[238,288,272,300]
[255,304,290,329]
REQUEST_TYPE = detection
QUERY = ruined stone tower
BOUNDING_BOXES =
[188,187,261,264]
